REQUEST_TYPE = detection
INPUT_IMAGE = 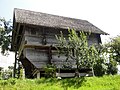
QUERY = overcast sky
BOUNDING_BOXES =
[0,0,120,68]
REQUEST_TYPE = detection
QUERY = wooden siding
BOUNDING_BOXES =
[18,26,101,78]
[52,50,76,68]
[23,48,77,69]
[56,72,93,77]
[24,26,69,45]
[88,34,99,45]
[25,35,43,45]
[24,26,100,46]
[24,48,48,68]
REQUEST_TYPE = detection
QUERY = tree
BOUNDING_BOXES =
[106,57,118,75]
[100,36,120,75]
[105,36,120,63]
[0,18,12,55]
[55,29,100,77]
[0,18,14,78]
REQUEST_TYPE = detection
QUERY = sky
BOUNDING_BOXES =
[0,51,14,69]
[0,0,120,69]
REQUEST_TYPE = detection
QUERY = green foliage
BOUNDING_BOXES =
[56,29,89,67]
[103,36,119,75]
[105,35,120,62]
[93,62,107,76]
[0,78,16,86]
[0,66,13,80]
[8,78,16,85]
[55,29,118,76]
[0,18,12,55]
[55,29,105,76]
[92,45,107,76]
[0,75,120,90]
[44,64,56,78]
[106,59,118,75]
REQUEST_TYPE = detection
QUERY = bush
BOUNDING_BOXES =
[0,80,8,86]
[94,63,106,76]
[8,78,16,85]
[106,63,118,75]
[93,58,107,76]
[44,64,56,78]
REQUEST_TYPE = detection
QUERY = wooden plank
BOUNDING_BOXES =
[88,34,99,45]
[18,35,25,58]
[48,46,52,64]
[57,72,92,77]
[24,48,48,68]
[31,62,47,68]
[25,35,42,44]
[27,57,48,62]
[14,23,20,45]
[24,44,56,50]
[57,73,75,77]
[25,48,48,61]
[32,69,39,76]
[46,37,58,44]
[52,55,66,61]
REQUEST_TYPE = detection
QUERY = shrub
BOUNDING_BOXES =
[44,64,56,78]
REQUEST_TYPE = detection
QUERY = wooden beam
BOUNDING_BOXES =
[24,44,56,50]
[48,45,52,64]
[18,44,57,58]
[11,22,17,51]
[13,49,18,78]
[18,25,25,58]
[14,23,20,46]
[18,39,25,58]
[37,72,40,78]
[32,69,39,76]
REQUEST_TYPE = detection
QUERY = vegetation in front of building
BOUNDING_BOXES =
[0,18,119,77]
[0,75,120,90]
[55,29,118,77]
[0,18,120,90]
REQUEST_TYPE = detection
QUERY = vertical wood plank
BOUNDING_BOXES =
[37,72,40,78]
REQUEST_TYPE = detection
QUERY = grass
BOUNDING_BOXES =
[0,75,120,90]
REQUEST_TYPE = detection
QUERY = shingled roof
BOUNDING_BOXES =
[13,8,107,35]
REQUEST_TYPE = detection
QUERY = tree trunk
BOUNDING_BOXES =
[75,63,80,77]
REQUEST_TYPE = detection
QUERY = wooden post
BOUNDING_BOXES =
[13,24,20,78]
[22,68,25,79]
[13,49,17,78]
[48,45,52,64]
[17,61,20,78]
[37,72,40,79]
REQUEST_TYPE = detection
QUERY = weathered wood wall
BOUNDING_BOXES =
[52,50,76,68]
[88,33,100,45]
[20,25,101,70]
[23,48,48,68]
[24,26,68,45]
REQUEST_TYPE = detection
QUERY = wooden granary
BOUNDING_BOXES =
[11,8,107,78]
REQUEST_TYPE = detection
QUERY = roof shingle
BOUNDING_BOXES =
[14,8,108,35]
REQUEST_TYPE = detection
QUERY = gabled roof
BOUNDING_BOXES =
[13,8,108,35]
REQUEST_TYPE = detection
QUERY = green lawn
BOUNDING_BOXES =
[0,75,120,90]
